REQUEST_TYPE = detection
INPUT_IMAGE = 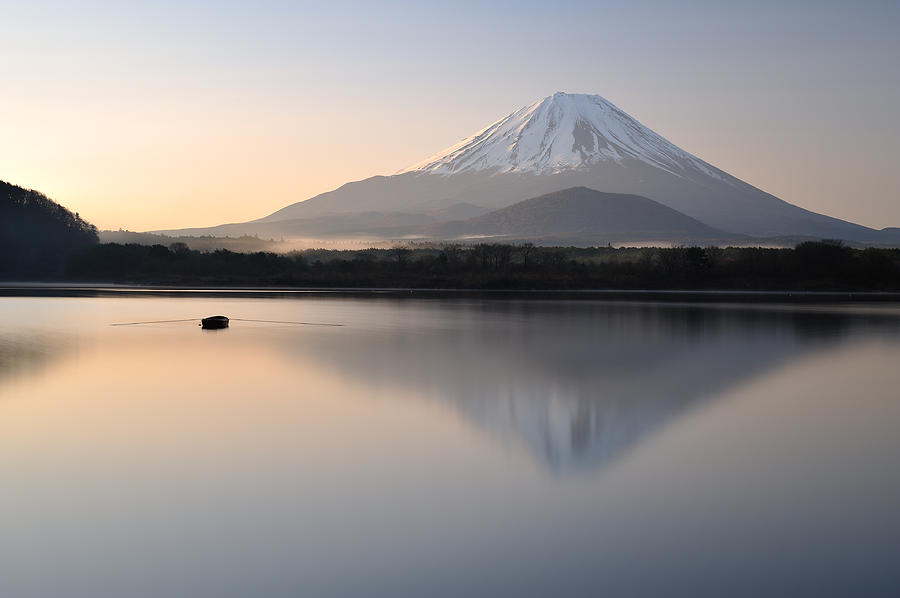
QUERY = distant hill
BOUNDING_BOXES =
[0,180,98,278]
[425,201,491,221]
[424,187,734,244]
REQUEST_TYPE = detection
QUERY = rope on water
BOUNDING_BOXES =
[110,318,200,326]
[231,319,344,327]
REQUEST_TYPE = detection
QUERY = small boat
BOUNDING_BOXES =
[200,315,229,329]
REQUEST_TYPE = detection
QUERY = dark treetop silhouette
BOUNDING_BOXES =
[1,180,98,278]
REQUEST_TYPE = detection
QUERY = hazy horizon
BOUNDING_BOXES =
[2,0,898,231]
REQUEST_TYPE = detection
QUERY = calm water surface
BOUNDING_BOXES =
[1,293,899,597]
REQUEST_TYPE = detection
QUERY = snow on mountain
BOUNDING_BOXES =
[401,92,729,183]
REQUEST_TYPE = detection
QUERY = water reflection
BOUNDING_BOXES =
[3,297,900,475]
[279,301,900,472]
[0,329,80,391]
[2,295,900,597]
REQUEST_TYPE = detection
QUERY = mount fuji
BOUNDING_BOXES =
[159,92,896,244]
[401,92,730,178]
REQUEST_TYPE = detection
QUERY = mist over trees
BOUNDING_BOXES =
[1,180,98,278]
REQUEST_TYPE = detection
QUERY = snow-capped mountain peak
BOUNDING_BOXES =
[400,92,725,181]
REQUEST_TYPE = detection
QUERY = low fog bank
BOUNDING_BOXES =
[100,230,405,253]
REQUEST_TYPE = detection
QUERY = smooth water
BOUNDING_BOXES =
[1,292,899,597]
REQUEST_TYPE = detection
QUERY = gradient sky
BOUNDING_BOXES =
[1,0,898,231]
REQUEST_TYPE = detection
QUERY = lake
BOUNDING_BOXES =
[1,291,899,597]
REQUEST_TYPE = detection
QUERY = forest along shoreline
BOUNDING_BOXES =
[45,241,900,292]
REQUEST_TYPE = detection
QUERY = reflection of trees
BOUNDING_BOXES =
[0,331,78,390]
[289,301,900,473]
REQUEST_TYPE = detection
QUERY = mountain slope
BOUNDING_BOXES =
[0,180,99,277]
[425,187,730,243]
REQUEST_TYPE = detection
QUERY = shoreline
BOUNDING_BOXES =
[3,283,900,303]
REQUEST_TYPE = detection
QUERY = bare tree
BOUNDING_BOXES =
[474,244,491,269]
[393,245,411,268]
[518,242,535,269]
[491,244,513,270]
[440,243,463,266]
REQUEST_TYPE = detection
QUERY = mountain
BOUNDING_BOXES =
[1,180,98,278]
[425,187,733,244]
[159,92,897,244]
[402,92,732,177]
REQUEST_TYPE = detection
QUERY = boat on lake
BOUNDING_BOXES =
[201,315,229,329]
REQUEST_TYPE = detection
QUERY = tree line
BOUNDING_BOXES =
[61,240,900,290]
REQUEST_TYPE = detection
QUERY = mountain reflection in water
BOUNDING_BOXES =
[264,300,900,472]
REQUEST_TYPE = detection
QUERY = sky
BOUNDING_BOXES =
[1,0,898,231]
